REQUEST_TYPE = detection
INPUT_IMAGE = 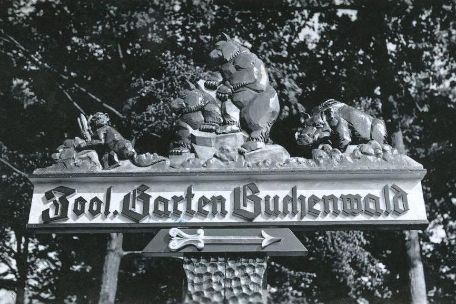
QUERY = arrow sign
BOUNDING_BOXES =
[142,228,308,257]
[168,228,281,251]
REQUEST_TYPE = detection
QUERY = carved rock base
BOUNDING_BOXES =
[244,144,290,165]
[183,255,267,304]
[191,131,248,162]
[169,152,195,167]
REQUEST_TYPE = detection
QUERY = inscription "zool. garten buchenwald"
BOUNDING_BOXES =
[40,183,409,224]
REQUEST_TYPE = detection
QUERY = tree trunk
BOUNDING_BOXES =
[390,122,427,304]
[405,230,427,304]
[363,2,428,301]
[15,284,25,304]
[98,233,123,304]
[14,232,28,304]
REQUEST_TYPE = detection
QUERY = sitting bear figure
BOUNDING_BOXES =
[295,99,390,157]
[209,34,280,152]
[169,77,224,155]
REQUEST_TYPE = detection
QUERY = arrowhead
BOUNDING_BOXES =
[261,230,281,248]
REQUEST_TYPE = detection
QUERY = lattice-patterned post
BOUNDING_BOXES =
[182,255,267,304]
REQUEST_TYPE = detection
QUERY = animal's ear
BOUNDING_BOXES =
[323,107,337,121]
[184,79,196,90]
[301,112,311,124]
[222,32,231,41]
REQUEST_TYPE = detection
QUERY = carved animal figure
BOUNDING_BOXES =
[295,99,387,153]
[209,35,280,152]
[76,112,163,169]
[170,80,223,154]
[203,71,240,133]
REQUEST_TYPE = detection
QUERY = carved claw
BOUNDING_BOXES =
[216,124,240,134]
[169,147,191,155]
[133,153,166,167]
[239,141,265,154]
[199,123,218,133]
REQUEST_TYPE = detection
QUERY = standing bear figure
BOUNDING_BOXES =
[209,34,280,152]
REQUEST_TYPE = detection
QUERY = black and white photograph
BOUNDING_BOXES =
[0,0,454,303]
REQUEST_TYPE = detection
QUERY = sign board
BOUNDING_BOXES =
[28,168,427,232]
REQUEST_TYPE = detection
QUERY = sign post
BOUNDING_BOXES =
[28,165,427,303]
[28,34,428,303]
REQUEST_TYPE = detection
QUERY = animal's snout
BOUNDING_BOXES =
[295,131,313,146]
[171,98,186,111]
[209,49,223,61]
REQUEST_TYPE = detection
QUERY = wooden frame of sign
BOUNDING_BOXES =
[28,167,427,233]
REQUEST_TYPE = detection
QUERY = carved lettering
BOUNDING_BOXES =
[233,183,261,221]
[103,186,111,216]
[341,194,363,216]
[391,184,409,215]
[42,186,75,223]
[383,185,392,215]
[39,183,412,224]
[363,194,382,216]
[322,194,339,216]
[264,195,280,217]
[121,184,151,223]
[171,195,184,217]
[283,186,299,216]
[88,197,103,217]
[210,195,227,216]
[185,186,196,216]
[308,195,321,217]
[300,195,306,219]
[197,196,210,217]
[73,196,86,217]
[153,196,171,218]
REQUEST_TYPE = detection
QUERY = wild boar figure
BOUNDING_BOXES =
[295,99,388,156]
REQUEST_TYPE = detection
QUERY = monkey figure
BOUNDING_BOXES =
[76,112,164,169]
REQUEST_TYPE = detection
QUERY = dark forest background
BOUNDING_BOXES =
[0,0,455,303]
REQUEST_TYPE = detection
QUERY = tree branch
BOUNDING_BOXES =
[117,42,127,72]
[0,157,28,178]
[56,83,86,115]
[72,83,124,118]
[0,278,18,290]
[0,255,17,276]
[0,29,124,119]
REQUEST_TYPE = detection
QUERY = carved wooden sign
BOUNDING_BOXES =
[28,168,427,232]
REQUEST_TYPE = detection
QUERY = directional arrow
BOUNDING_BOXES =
[168,228,281,251]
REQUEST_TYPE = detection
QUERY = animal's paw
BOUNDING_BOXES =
[312,148,330,164]
[216,124,240,134]
[169,147,191,155]
[358,143,376,156]
[133,153,167,167]
[358,140,384,158]
[317,144,333,153]
[239,141,265,154]
[199,123,218,133]
[329,148,343,162]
